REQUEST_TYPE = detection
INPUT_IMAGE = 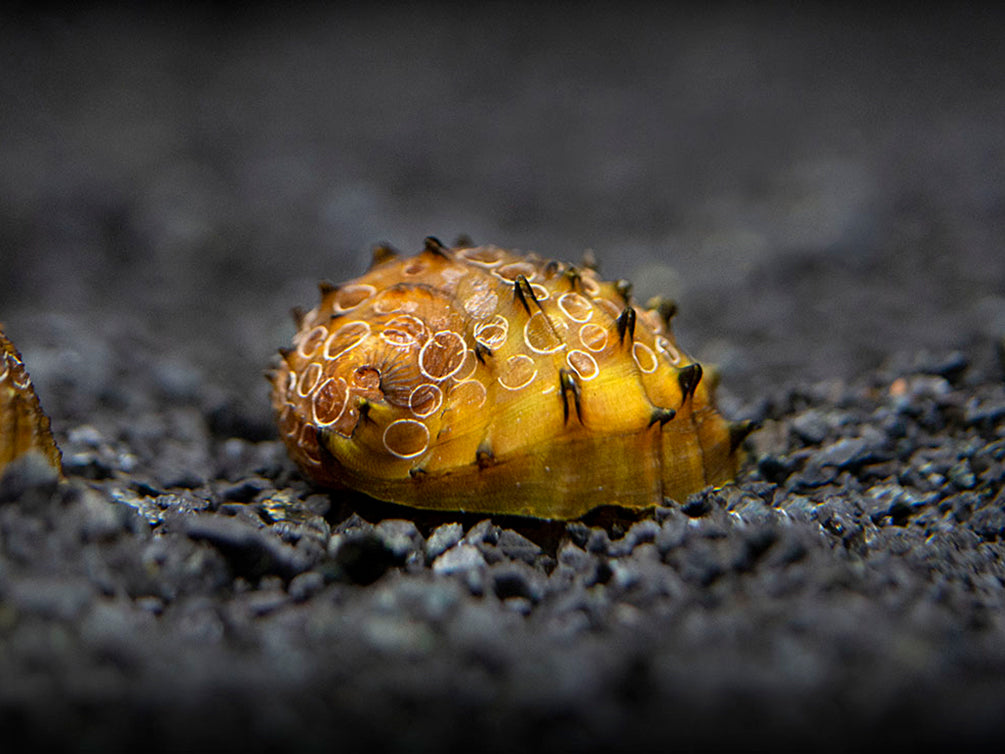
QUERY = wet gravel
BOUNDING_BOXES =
[2,5,1005,752]
[2,341,1004,751]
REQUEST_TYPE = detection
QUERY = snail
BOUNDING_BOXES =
[271,238,749,519]
[0,328,62,478]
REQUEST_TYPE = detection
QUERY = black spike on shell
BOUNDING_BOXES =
[318,280,337,297]
[454,234,475,248]
[423,236,451,257]
[563,266,582,291]
[616,306,636,344]
[290,306,307,328]
[559,369,583,425]
[474,342,492,363]
[677,363,703,404]
[648,406,677,427]
[513,275,538,314]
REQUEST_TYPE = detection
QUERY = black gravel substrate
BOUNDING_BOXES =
[2,6,1004,752]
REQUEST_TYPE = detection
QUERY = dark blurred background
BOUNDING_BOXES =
[1,4,1003,424]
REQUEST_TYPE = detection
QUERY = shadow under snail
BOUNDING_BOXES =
[271,237,750,520]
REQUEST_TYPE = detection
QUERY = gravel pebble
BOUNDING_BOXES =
[375,519,424,562]
[585,527,611,555]
[180,512,316,579]
[490,561,544,603]
[287,570,325,601]
[330,532,396,585]
[496,529,543,564]
[790,409,831,444]
[425,522,464,560]
[432,544,487,575]
[5,575,97,620]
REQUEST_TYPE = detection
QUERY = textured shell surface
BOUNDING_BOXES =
[0,328,63,477]
[271,238,745,519]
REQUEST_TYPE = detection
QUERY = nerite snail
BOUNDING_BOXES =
[271,238,748,519]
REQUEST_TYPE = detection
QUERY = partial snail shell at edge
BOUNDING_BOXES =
[0,328,63,479]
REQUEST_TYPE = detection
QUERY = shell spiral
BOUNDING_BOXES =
[271,238,745,519]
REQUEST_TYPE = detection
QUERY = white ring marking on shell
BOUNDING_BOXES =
[566,349,599,381]
[418,330,468,381]
[323,321,371,361]
[473,314,509,351]
[332,283,377,313]
[297,362,322,397]
[408,383,443,418]
[382,419,430,459]
[296,325,328,359]
[449,379,487,409]
[579,323,609,352]
[458,247,504,268]
[311,377,349,427]
[632,342,658,373]
[558,292,593,323]
[498,353,538,391]
[655,335,683,365]
[523,312,567,354]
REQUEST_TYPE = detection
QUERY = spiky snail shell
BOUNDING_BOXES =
[0,328,62,477]
[271,238,748,520]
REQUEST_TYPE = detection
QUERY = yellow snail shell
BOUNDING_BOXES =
[271,238,747,519]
